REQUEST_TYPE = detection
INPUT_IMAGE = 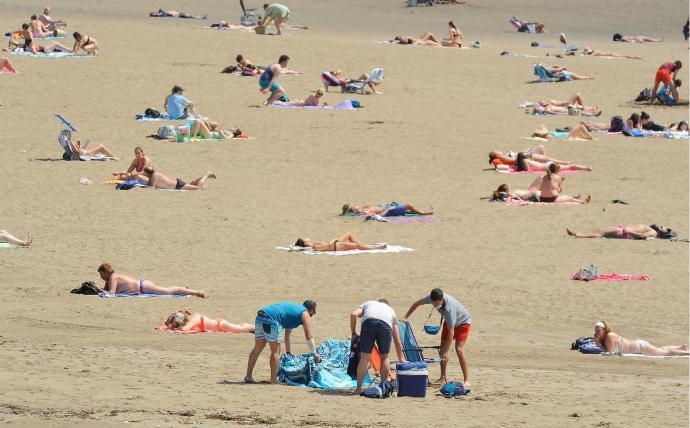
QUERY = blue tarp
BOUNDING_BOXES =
[278,338,371,389]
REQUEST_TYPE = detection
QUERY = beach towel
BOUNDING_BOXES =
[526,136,593,142]
[532,64,569,82]
[381,216,439,224]
[10,49,89,58]
[571,273,650,281]
[276,244,414,256]
[270,100,357,110]
[115,179,148,190]
[495,167,580,175]
[135,113,179,121]
[0,242,15,248]
[278,339,371,389]
[504,199,580,206]
[99,292,191,298]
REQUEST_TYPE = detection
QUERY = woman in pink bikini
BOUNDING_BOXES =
[113,147,152,181]
[567,224,676,239]
[164,310,255,333]
[593,321,688,356]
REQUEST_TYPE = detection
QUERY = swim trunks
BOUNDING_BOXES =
[385,205,407,216]
[175,179,186,190]
[539,195,558,203]
[441,323,471,342]
[655,68,671,85]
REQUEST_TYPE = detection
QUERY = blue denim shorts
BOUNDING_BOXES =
[255,315,283,342]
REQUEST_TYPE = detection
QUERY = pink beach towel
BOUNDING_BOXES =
[504,199,580,206]
[497,167,580,175]
[155,324,204,334]
[570,273,650,281]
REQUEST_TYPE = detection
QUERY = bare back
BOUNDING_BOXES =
[539,174,562,197]
[105,272,140,293]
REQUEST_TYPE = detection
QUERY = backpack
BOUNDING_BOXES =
[157,125,176,138]
[361,380,394,398]
[572,264,598,281]
[440,381,470,397]
[241,67,257,76]
[71,281,102,295]
[609,116,625,132]
[346,336,361,378]
[144,107,161,119]
[222,65,238,74]
[571,337,604,354]
[635,88,652,102]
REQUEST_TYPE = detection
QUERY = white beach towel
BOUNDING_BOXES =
[275,244,414,256]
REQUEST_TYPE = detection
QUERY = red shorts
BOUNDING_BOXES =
[655,68,671,85]
[441,323,471,342]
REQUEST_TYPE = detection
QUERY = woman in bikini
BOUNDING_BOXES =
[340,202,433,217]
[567,224,676,239]
[532,124,594,140]
[294,232,386,252]
[582,47,640,59]
[418,21,463,48]
[189,119,242,139]
[164,310,255,333]
[72,32,98,55]
[612,33,663,43]
[97,263,207,297]
[489,145,572,168]
[23,37,73,54]
[113,147,152,181]
[514,152,592,173]
[594,321,688,356]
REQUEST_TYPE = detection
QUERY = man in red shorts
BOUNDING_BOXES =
[403,288,472,388]
[650,61,682,105]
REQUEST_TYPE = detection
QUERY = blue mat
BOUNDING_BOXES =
[278,338,371,389]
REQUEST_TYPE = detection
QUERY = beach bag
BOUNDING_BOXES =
[144,108,161,119]
[361,380,394,398]
[609,116,625,132]
[635,88,652,102]
[254,25,266,34]
[71,281,101,295]
[222,65,238,74]
[567,104,582,116]
[572,264,598,281]
[346,336,361,378]
[157,125,176,139]
[241,67,257,76]
[440,381,470,397]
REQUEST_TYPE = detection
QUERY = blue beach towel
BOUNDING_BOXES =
[278,339,371,388]
[115,179,148,190]
[271,100,358,110]
[10,49,89,58]
[533,64,567,82]
[99,292,191,298]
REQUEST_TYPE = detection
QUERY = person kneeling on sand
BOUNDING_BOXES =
[97,262,207,297]
[351,299,405,394]
[164,310,254,333]
[142,167,216,190]
[245,300,320,384]
[566,224,676,240]
[294,232,386,252]
[593,320,689,356]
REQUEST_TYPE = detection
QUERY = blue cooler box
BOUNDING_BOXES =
[396,361,428,397]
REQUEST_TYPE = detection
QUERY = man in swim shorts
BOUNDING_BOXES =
[259,55,289,105]
[350,299,405,394]
[142,167,216,190]
[245,300,320,384]
[259,3,290,35]
[404,288,472,388]
[650,61,682,105]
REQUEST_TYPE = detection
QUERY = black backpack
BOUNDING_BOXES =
[144,108,161,118]
[222,65,238,74]
[635,88,651,102]
[71,281,102,295]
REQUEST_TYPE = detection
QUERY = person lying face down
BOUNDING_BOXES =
[566,224,677,239]
[294,232,386,252]
[593,320,689,356]
[340,203,433,217]
[97,262,207,297]
[164,310,255,333]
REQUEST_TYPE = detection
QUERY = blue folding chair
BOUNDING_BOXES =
[398,321,442,363]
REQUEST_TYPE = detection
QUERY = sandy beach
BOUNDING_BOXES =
[0,0,688,426]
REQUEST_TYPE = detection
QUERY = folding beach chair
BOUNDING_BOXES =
[533,64,566,82]
[343,68,384,94]
[398,321,442,363]
[321,71,341,91]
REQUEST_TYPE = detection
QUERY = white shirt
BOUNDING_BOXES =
[359,301,398,329]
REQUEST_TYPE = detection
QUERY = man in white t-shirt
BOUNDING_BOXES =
[350,299,405,394]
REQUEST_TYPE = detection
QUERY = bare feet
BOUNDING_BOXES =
[243,377,257,384]
[22,235,33,247]
[567,229,575,236]
[585,195,591,203]
[432,377,446,385]
[464,381,472,389]
[207,171,217,179]
[193,290,207,298]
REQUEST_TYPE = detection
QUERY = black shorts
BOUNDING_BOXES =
[540,195,558,203]
[359,319,392,355]
[175,179,186,190]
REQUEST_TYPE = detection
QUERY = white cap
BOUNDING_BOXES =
[594,321,605,329]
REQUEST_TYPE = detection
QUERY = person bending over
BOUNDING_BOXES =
[650,61,682,105]
[72,32,97,55]
[164,310,254,333]
[567,224,676,239]
[97,262,207,297]
[142,167,216,190]
[294,232,386,252]
[593,321,688,356]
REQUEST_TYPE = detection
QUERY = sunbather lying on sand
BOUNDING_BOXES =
[489,145,574,167]
[594,320,688,356]
[272,89,324,106]
[341,202,433,217]
[532,124,594,140]
[189,119,242,139]
[142,167,216,190]
[491,183,587,203]
[149,9,207,19]
[294,232,386,252]
[329,69,382,94]
[112,147,152,181]
[164,310,255,333]
[97,262,207,297]
[391,35,443,47]
[543,65,595,80]
[613,33,662,43]
[0,228,32,247]
[23,37,72,54]
[582,47,640,59]
[567,224,676,239]
[62,130,118,159]
[514,152,591,172]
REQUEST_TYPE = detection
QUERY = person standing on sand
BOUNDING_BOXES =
[350,299,405,394]
[403,288,472,388]
[245,300,321,384]
[97,263,207,297]
[259,3,290,35]
[259,55,290,105]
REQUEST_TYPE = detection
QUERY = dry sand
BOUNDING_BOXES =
[1,0,688,426]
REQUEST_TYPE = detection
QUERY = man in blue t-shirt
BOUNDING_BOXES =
[164,85,199,119]
[245,300,320,384]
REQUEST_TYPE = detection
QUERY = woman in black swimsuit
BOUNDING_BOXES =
[72,32,98,55]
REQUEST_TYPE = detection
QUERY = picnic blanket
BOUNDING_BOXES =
[526,136,594,142]
[276,244,414,256]
[99,292,191,298]
[271,100,358,110]
[278,339,370,389]
[570,273,650,281]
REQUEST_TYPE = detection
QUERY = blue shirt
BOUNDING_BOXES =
[657,85,674,104]
[166,93,188,119]
[260,301,306,329]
